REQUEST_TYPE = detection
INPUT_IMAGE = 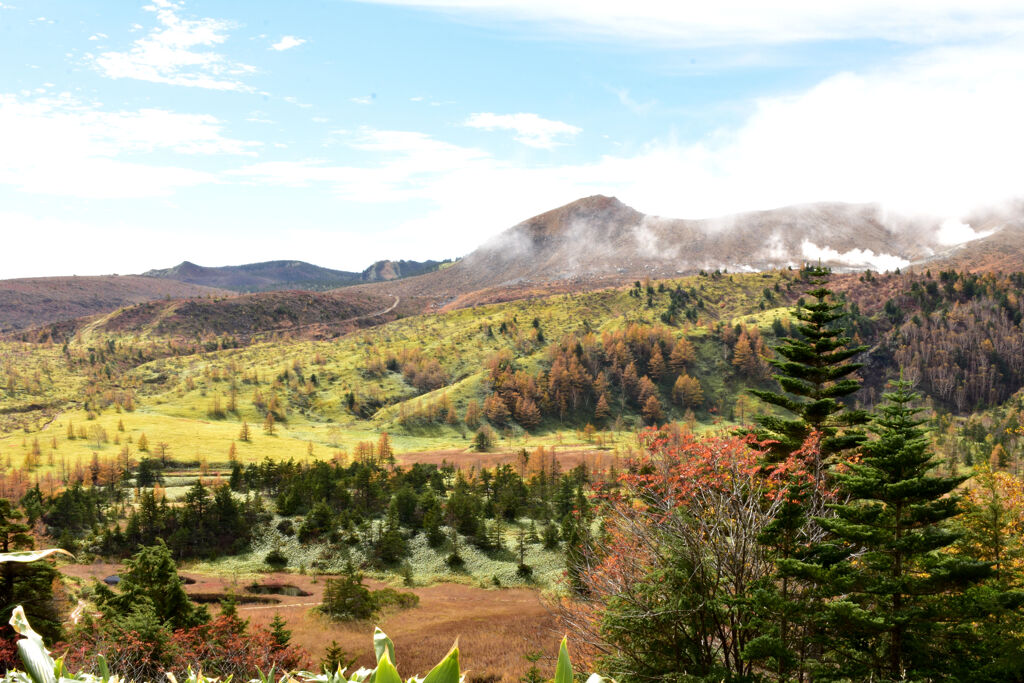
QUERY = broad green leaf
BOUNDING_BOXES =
[10,606,46,647]
[10,603,56,683]
[374,652,402,683]
[421,642,460,683]
[554,637,572,683]
[0,549,73,564]
[373,628,395,666]
[96,654,110,683]
[16,638,56,683]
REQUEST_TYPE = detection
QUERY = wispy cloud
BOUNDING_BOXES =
[609,87,656,115]
[92,0,254,91]
[350,1,1024,46]
[270,35,305,51]
[464,112,581,148]
[0,92,258,198]
[233,127,489,201]
[231,42,1024,258]
[350,94,376,105]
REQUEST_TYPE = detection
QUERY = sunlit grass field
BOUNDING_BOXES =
[0,271,796,474]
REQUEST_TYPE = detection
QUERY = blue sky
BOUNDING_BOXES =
[2,0,1024,277]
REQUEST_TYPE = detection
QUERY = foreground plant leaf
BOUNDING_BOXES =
[10,606,56,683]
[373,652,402,683]
[373,628,395,666]
[554,637,572,683]
[0,549,73,564]
[420,641,460,683]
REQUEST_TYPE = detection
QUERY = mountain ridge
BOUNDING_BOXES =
[0,276,233,333]
[348,195,1021,309]
[143,258,450,292]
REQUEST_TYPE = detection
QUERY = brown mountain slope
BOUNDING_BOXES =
[20,289,421,343]
[351,195,1013,310]
[919,211,1024,273]
[0,276,233,333]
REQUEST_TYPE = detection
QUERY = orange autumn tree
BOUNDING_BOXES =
[956,464,1024,586]
[561,427,829,681]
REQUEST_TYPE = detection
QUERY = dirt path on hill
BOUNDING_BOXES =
[208,294,401,340]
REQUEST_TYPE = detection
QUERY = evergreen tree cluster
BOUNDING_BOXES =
[579,265,1024,682]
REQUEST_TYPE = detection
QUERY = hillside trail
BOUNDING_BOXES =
[223,294,401,339]
[354,294,400,320]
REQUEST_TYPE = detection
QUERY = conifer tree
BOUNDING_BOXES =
[648,345,666,380]
[732,332,758,376]
[802,381,991,680]
[749,265,868,462]
[321,640,355,674]
[743,265,868,678]
[641,394,663,424]
[268,614,291,649]
[668,337,694,372]
[99,540,208,630]
[672,374,703,408]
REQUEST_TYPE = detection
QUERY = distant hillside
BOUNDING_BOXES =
[143,258,448,292]
[0,276,232,333]
[353,195,1021,310]
[918,206,1024,272]
[20,289,420,344]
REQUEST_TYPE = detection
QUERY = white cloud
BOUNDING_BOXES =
[464,112,581,149]
[230,42,1024,262]
[0,92,258,198]
[270,35,305,51]
[233,128,489,201]
[351,1,1024,46]
[936,219,995,246]
[93,0,254,91]
[801,240,909,272]
[350,95,375,105]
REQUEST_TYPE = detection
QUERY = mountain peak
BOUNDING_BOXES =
[512,195,642,245]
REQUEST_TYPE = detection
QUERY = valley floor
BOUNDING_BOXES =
[59,563,559,682]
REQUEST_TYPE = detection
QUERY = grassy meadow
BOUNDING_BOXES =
[0,271,798,478]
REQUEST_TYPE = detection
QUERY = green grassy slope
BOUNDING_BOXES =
[0,271,798,470]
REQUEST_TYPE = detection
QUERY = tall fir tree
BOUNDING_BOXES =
[742,265,869,679]
[797,381,992,680]
[749,264,868,462]
[98,540,208,629]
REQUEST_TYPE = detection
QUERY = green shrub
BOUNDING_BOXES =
[372,587,419,611]
[264,549,288,569]
[319,571,375,621]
